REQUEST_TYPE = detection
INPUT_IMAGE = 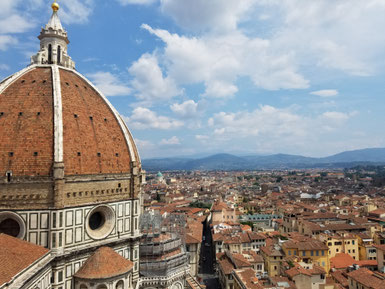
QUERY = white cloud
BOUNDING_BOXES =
[142,24,308,98]
[124,107,183,130]
[146,0,385,92]
[195,135,209,140]
[0,64,10,70]
[58,0,94,24]
[208,105,308,138]
[135,138,155,150]
[159,136,180,145]
[117,0,156,5]
[261,0,385,76]
[160,0,255,33]
[206,105,358,154]
[170,100,198,118]
[87,71,131,97]
[128,53,181,103]
[0,14,35,34]
[0,35,17,51]
[322,111,350,122]
[311,89,339,98]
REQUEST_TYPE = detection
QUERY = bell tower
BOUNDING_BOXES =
[31,1,75,69]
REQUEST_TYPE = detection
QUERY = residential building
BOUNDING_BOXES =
[347,268,385,289]
[282,239,330,273]
[318,233,359,260]
[285,263,326,289]
[260,244,284,277]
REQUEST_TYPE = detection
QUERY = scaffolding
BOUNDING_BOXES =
[139,211,188,277]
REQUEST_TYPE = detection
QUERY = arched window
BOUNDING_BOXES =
[57,46,61,64]
[116,280,124,289]
[48,44,52,64]
[80,285,88,289]
[97,285,107,289]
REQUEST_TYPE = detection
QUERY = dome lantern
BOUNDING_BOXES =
[31,1,75,69]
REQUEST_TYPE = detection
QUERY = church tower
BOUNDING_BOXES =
[0,2,143,289]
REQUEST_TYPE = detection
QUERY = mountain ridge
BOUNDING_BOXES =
[142,148,385,171]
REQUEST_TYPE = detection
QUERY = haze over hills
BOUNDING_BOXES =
[142,148,385,171]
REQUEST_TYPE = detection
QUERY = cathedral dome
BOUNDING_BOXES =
[0,4,142,210]
[0,66,139,177]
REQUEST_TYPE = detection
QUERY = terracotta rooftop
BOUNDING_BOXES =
[74,247,133,279]
[233,268,263,289]
[347,268,385,289]
[331,270,349,287]
[0,234,50,287]
[283,239,328,251]
[286,264,325,278]
[330,253,355,269]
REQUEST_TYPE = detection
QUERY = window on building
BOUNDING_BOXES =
[48,44,52,64]
[352,240,355,245]
[59,212,63,227]
[322,250,325,256]
[52,233,56,248]
[52,213,56,228]
[58,271,63,282]
[302,251,306,256]
[115,281,124,289]
[57,46,61,64]
[311,250,314,256]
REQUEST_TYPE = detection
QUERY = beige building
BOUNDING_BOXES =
[374,244,385,273]
[285,263,326,289]
[318,233,359,260]
[211,202,237,224]
[260,245,284,277]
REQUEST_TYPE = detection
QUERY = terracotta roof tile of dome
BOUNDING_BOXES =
[74,247,133,280]
[0,66,140,177]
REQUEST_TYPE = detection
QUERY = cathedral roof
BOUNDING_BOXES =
[74,247,133,280]
[0,65,139,177]
[0,234,50,287]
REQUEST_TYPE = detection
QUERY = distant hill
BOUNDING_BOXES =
[142,148,385,171]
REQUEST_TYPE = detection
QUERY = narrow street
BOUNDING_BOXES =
[199,220,221,289]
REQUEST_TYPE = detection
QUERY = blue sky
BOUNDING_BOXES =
[1,0,385,159]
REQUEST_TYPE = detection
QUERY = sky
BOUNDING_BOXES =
[1,0,385,159]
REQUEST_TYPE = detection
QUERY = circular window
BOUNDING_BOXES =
[0,211,25,239]
[85,205,115,240]
[89,212,105,230]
